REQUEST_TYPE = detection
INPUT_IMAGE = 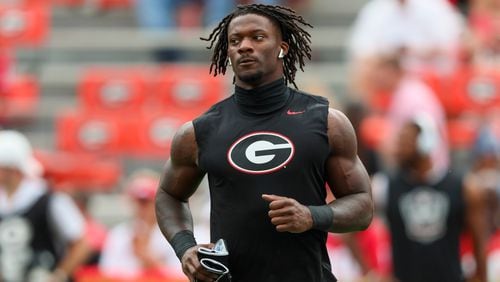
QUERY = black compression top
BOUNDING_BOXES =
[193,78,336,282]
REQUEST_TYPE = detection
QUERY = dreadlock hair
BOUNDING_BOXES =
[200,4,313,89]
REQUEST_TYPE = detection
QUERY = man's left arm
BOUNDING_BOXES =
[263,108,373,233]
[321,108,373,233]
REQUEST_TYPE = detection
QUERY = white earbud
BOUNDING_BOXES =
[228,58,232,66]
[278,48,285,59]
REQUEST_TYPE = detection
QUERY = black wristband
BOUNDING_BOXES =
[171,230,197,261]
[308,205,334,231]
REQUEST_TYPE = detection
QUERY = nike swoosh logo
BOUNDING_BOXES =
[287,109,305,115]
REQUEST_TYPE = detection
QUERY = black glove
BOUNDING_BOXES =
[197,239,232,282]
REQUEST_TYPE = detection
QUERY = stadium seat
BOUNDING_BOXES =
[359,115,390,149]
[152,65,226,115]
[56,109,133,155]
[0,74,39,121]
[0,3,49,47]
[74,266,187,282]
[425,67,500,117]
[421,68,464,118]
[368,90,393,114]
[97,0,132,9]
[463,68,500,114]
[34,149,122,191]
[77,67,151,114]
[446,116,479,149]
[130,109,198,158]
[51,0,83,7]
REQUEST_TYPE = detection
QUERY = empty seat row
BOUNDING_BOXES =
[77,65,226,114]
[56,65,228,158]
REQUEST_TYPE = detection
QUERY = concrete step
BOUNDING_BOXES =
[43,27,348,51]
[51,6,137,28]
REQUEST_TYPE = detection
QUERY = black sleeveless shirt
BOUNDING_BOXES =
[193,78,336,282]
[386,171,465,282]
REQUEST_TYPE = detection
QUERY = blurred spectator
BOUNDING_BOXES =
[464,124,500,281]
[366,53,450,175]
[468,124,500,233]
[334,102,390,282]
[344,101,381,177]
[134,0,283,30]
[371,115,487,282]
[465,0,500,69]
[203,0,308,28]
[70,191,108,266]
[98,169,181,278]
[348,0,465,96]
[0,130,90,282]
[329,218,391,282]
[449,0,472,15]
[133,0,310,62]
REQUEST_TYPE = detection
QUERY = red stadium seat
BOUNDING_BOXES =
[56,110,134,155]
[463,68,500,114]
[74,266,187,282]
[425,67,500,117]
[359,115,390,149]
[0,3,49,47]
[51,0,83,6]
[77,67,152,114]
[97,0,132,9]
[368,90,393,114]
[152,65,226,115]
[34,149,122,191]
[446,116,480,149]
[131,109,198,158]
[421,68,465,118]
[0,74,39,121]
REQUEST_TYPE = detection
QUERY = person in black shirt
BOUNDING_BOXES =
[0,130,90,282]
[155,4,373,282]
[372,115,487,282]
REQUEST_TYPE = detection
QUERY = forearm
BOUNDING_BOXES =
[55,237,91,279]
[472,239,487,282]
[464,179,488,281]
[327,191,373,233]
[155,188,195,241]
[470,214,487,281]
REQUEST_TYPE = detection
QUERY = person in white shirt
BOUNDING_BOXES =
[0,130,89,282]
[98,169,183,279]
[349,0,464,68]
[347,0,465,97]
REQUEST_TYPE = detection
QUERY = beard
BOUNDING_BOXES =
[237,69,264,85]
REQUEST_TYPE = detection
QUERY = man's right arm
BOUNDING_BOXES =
[156,121,205,240]
[155,121,216,281]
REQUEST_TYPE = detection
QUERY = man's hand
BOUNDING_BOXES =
[262,194,314,233]
[181,244,218,282]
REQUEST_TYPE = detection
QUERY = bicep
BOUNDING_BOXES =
[325,109,371,198]
[158,122,206,202]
